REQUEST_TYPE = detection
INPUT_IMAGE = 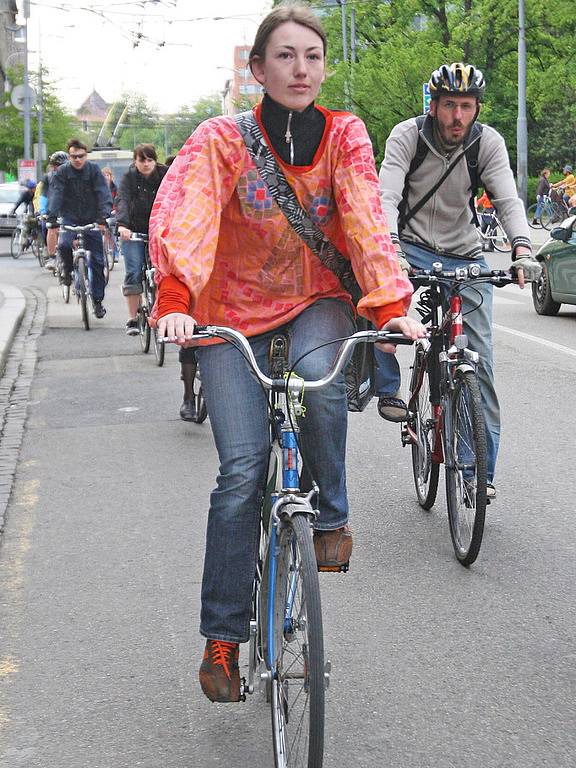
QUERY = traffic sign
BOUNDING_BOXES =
[17,159,36,185]
[10,84,37,111]
[422,83,431,114]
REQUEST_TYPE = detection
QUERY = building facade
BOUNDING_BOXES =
[221,45,262,116]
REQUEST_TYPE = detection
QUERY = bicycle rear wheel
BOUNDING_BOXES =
[191,384,208,424]
[408,345,439,509]
[270,511,324,768]
[444,370,487,566]
[526,204,541,229]
[76,258,90,330]
[491,221,512,253]
[541,203,564,230]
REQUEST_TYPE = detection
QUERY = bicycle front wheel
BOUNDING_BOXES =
[541,203,564,230]
[153,328,165,366]
[191,384,208,424]
[76,258,90,330]
[10,228,22,259]
[271,511,324,768]
[138,305,151,353]
[444,370,487,566]
[408,345,439,509]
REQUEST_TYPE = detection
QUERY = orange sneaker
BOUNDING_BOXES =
[199,639,241,703]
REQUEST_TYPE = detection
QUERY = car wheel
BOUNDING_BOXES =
[532,262,561,316]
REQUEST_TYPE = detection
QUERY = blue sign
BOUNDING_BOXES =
[423,83,431,114]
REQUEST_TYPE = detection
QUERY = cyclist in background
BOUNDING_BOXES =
[47,138,112,319]
[377,62,541,501]
[11,179,36,215]
[115,144,167,335]
[550,165,576,208]
[149,4,424,703]
[41,151,69,271]
[531,168,551,225]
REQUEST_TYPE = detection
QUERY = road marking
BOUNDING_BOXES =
[118,406,139,413]
[493,295,523,305]
[494,324,576,358]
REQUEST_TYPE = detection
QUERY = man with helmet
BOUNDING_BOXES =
[550,165,576,207]
[40,151,68,271]
[377,62,541,500]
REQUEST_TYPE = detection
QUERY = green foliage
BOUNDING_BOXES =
[0,66,76,175]
[312,0,575,172]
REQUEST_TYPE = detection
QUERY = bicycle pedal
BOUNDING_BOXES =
[318,561,349,573]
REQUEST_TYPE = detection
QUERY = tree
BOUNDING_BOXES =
[0,65,76,175]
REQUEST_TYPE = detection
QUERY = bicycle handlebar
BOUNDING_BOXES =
[162,325,416,393]
[410,262,515,288]
[129,232,148,242]
[61,223,99,234]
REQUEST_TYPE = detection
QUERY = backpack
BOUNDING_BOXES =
[398,115,484,233]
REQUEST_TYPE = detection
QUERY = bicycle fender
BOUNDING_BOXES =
[455,363,476,376]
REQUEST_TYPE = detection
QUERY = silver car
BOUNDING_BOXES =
[0,182,21,234]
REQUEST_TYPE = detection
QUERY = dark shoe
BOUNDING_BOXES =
[94,301,106,319]
[199,640,241,703]
[377,394,408,422]
[314,525,353,571]
[125,318,139,336]
[61,270,72,286]
[531,219,539,226]
[179,399,197,421]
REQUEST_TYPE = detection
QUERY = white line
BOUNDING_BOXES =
[494,323,576,358]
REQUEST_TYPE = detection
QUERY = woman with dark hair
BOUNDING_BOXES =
[115,144,167,335]
[150,3,424,702]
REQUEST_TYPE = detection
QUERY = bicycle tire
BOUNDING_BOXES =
[191,385,208,424]
[61,280,70,304]
[408,345,439,509]
[270,510,324,768]
[444,370,487,566]
[76,258,90,331]
[105,234,115,272]
[526,204,541,229]
[153,328,165,366]
[10,228,22,259]
[138,305,151,353]
[36,239,47,268]
[491,220,512,253]
[541,203,565,230]
[102,251,110,286]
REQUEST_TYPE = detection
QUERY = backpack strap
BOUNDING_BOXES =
[234,110,363,305]
[399,117,485,233]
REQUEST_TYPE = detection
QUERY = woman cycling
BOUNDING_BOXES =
[149,4,425,703]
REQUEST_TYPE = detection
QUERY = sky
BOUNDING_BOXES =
[22,0,273,114]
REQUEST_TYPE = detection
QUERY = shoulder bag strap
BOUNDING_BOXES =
[234,110,362,305]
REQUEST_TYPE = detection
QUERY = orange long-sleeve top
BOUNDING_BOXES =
[149,104,413,334]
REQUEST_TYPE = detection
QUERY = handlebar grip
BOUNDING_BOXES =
[379,333,415,345]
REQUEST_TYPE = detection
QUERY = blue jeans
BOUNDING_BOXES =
[121,239,146,296]
[535,195,545,219]
[195,298,354,643]
[374,241,500,483]
[59,223,106,302]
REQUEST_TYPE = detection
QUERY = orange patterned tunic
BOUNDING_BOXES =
[149,103,412,333]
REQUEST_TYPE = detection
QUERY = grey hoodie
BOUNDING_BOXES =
[379,114,531,259]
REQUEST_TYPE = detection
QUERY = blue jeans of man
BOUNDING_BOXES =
[195,298,354,643]
[121,239,146,296]
[59,223,106,303]
[535,195,545,219]
[374,241,500,483]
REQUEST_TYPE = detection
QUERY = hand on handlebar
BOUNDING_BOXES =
[396,252,412,275]
[157,312,197,346]
[118,226,132,240]
[377,315,427,353]
[511,255,542,288]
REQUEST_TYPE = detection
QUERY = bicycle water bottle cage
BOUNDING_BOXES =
[269,334,290,379]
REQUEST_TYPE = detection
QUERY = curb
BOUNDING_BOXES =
[0,284,26,378]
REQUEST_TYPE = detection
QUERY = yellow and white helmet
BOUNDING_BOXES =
[428,63,485,100]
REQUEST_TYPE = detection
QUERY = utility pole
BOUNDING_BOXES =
[22,0,32,160]
[339,0,350,111]
[517,0,528,206]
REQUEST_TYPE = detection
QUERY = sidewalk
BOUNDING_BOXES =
[0,283,26,377]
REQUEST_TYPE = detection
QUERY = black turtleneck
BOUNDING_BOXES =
[260,94,326,167]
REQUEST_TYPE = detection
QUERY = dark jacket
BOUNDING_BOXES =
[536,175,551,198]
[115,164,168,234]
[47,161,112,225]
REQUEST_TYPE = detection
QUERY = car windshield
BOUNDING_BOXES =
[0,187,18,204]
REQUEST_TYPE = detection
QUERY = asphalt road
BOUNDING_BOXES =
[0,232,575,768]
